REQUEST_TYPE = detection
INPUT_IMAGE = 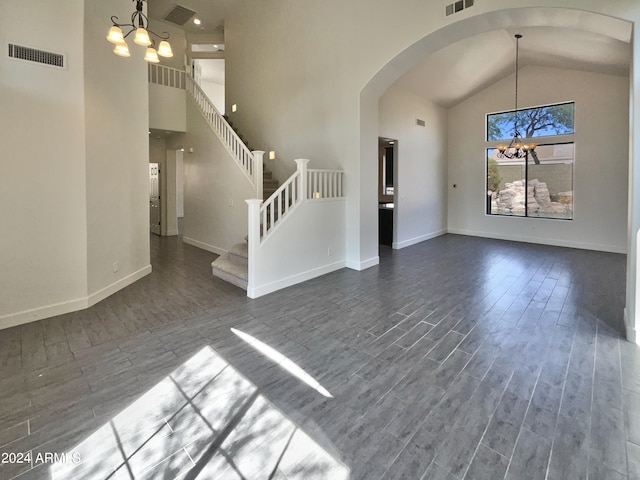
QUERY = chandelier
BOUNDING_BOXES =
[106,0,173,63]
[497,34,536,159]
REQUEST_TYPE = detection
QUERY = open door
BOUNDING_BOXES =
[149,163,161,235]
[378,138,396,247]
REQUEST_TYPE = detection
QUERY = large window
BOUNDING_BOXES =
[486,102,575,220]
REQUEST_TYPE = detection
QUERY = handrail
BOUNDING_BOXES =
[185,75,261,193]
[148,64,186,89]
[256,160,345,241]
[260,171,302,240]
[307,169,344,199]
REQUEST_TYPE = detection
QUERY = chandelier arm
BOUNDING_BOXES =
[146,30,171,41]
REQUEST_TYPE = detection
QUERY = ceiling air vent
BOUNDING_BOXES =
[8,43,65,68]
[445,0,474,16]
[416,118,426,127]
[163,5,197,25]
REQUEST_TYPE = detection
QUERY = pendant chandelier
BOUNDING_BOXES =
[106,0,173,63]
[497,34,536,159]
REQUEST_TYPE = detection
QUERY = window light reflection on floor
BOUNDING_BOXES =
[47,345,347,480]
[230,327,334,398]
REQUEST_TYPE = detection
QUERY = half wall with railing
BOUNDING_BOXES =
[246,159,346,298]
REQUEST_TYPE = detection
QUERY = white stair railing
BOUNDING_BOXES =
[247,159,345,242]
[306,169,344,199]
[148,64,186,89]
[148,64,263,198]
[246,159,345,298]
[185,74,263,198]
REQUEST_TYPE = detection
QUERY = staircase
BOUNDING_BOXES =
[211,165,279,290]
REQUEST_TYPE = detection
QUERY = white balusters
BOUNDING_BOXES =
[306,169,344,200]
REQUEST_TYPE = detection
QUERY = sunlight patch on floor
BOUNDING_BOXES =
[49,345,348,479]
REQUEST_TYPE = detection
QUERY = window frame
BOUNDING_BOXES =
[485,101,576,221]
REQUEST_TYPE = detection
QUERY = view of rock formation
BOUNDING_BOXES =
[490,179,572,217]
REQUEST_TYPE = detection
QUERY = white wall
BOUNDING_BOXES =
[201,80,225,114]
[0,0,151,328]
[0,0,88,326]
[149,85,187,132]
[84,0,151,299]
[225,1,640,340]
[379,85,448,248]
[182,98,255,255]
[448,66,629,253]
[249,198,346,298]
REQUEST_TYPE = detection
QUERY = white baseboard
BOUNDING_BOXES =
[393,229,447,250]
[0,297,89,330]
[346,256,379,271]
[164,229,179,237]
[625,308,638,344]
[446,228,626,254]
[248,260,346,299]
[183,237,227,256]
[0,264,152,331]
[87,265,152,308]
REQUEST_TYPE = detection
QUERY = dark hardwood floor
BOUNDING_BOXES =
[1,234,639,479]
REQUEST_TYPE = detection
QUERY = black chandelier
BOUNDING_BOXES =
[497,34,536,159]
[106,0,173,63]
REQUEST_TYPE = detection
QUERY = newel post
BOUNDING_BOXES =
[245,198,262,298]
[252,151,265,200]
[295,158,310,201]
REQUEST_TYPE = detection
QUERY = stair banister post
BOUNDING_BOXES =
[245,198,263,298]
[252,151,265,200]
[295,158,310,201]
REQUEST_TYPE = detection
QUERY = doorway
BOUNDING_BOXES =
[378,137,396,247]
[149,163,161,235]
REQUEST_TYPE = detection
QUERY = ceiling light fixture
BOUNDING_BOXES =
[497,34,536,159]
[107,0,173,62]
[193,18,201,25]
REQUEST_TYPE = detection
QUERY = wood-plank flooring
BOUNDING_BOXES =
[1,233,638,479]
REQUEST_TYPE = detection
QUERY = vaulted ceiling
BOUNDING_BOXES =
[147,2,632,107]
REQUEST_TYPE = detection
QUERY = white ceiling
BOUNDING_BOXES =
[394,26,631,107]
[148,0,230,35]
[146,3,632,107]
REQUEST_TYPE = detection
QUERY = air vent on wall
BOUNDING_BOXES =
[445,0,474,16]
[163,4,197,25]
[8,43,65,68]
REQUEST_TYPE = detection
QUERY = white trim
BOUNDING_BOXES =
[446,228,626,254]
[625,308,638,344]
[183,236,227,256]
[0,264,152,330]
[0,297,88,330]
[346,256,380,271]
[87,265,152,308]
[165,229,180,236]
[247,260,346,299]
[393,230,447,249]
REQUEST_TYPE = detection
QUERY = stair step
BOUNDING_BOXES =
[211,251,248,290]
[264,179,279,188]
[228,242,248,259]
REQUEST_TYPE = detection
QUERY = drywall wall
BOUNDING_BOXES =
[149,84,187,132]
[0,0,151,327]
[0,0,88,326]
[379,85,448,248]
[448,66,629,253]
[201,80,225,114]
[182,97,255,255]
[84,0,151,300]
[224,0,640,340]
[249,198,346,298]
